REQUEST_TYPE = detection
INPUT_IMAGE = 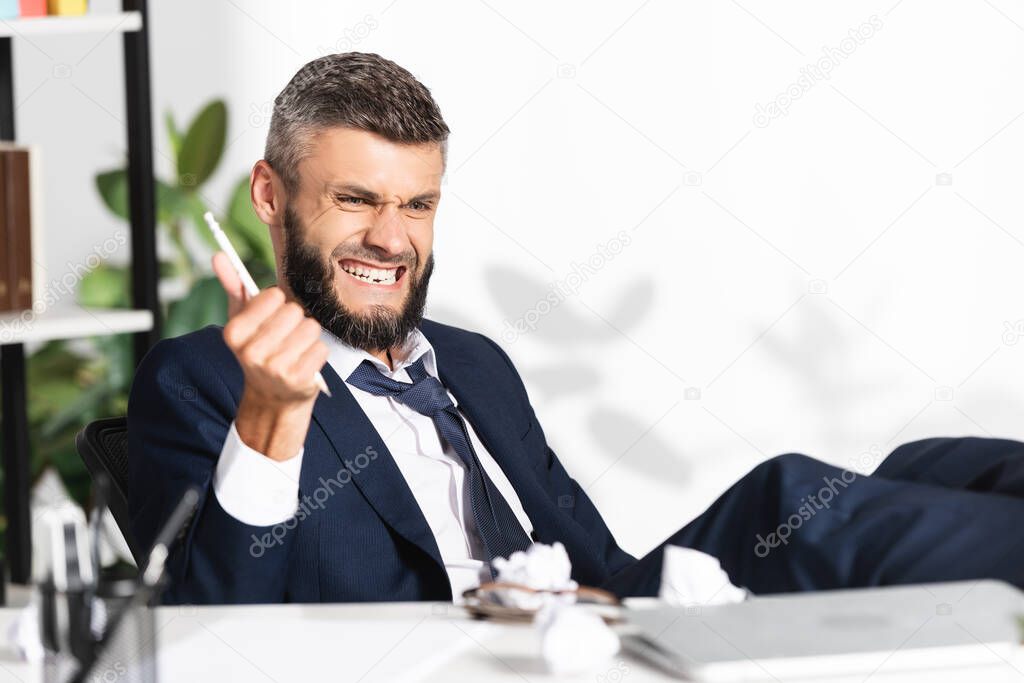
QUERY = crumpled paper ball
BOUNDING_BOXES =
[491,541,579,610]
[534,602,620,675]
[659,545,749,606]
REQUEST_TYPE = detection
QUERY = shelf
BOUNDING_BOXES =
[0,304,153,345]
[0,11,141,37]
[0,0,160,588]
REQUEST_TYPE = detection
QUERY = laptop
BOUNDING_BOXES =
[621,580,1024,681]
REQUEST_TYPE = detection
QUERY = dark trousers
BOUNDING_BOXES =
[603,436,1024,597]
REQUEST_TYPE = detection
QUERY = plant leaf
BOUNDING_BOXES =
[165,110,182,161]
[156,179,191,224]
[26,342,87,424]
[156,182,222,254]
[164,275,228,338]
[96,172,187,230]
[98,333,135,389]
[78,264,129,308]
[96,169,129,220]
[177,100,227,189]
[40,373,117,438]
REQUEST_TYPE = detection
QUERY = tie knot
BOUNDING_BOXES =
[346,357,453,417]
[394,374,453,416]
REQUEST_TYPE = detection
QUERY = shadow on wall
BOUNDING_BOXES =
[432,260,1022,487]
[758,293,893,453]
[431,262,693,488]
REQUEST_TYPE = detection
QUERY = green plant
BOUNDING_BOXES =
[92,99,277,328]
[22,98,276,509]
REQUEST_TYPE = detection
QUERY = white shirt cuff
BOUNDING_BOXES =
[213,420,304,526]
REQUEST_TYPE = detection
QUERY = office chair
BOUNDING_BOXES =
[75,416,143,564]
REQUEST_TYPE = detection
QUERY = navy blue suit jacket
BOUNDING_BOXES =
[127,320,636,604]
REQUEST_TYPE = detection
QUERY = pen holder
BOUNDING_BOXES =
[82,578,157,683]
[46,577,158,683]
[40,582,88,683]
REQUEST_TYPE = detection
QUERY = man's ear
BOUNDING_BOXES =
[250,159,284,226]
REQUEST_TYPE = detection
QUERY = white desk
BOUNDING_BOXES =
[0,599,1019,682]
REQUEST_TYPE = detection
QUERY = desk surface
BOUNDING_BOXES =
[0,599,1019,682]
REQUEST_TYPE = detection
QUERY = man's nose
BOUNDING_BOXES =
[364,206,410,257]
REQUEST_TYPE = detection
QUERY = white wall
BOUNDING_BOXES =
[17,0,1024,558]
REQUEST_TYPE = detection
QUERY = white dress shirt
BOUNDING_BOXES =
[213,327,535,599]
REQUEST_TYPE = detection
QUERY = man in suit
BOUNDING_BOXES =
[128,52,1024,605]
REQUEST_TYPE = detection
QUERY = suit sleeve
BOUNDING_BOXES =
[127,333,298,604]
[477,334,636,576]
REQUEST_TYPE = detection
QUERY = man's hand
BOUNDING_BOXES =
[213,252,329,461]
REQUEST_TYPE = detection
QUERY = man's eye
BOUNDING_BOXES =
[337,195,365,206]
[408,201,429,211]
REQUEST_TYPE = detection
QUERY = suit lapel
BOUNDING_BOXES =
[310,361,445,572]
[426,329,605,575]
[435,355,523,473]
[425,333,551,530]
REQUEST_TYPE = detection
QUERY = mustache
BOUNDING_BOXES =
[330,244,417,268]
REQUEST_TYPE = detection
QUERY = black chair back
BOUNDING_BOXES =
[75,416,143,564]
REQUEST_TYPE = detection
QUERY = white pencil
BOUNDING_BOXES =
[204,211,332,398]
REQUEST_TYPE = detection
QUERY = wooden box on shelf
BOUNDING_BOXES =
[0,144,43,315]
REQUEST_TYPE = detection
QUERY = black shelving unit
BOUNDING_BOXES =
[0,0,161,586]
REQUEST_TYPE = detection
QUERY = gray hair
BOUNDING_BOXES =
[264,52,450,195]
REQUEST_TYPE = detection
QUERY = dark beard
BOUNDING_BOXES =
[281,205,434,352]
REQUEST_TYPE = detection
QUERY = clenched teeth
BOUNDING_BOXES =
[341,262,398,285]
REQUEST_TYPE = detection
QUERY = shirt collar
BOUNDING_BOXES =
[321,326,439,383]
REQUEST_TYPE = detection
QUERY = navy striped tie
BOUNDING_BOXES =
[346,356,532,572]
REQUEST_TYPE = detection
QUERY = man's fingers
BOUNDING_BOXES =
[242,302,308,361]
[291,339,330,389]
[222,287,286,350]
[266,316,323,367]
